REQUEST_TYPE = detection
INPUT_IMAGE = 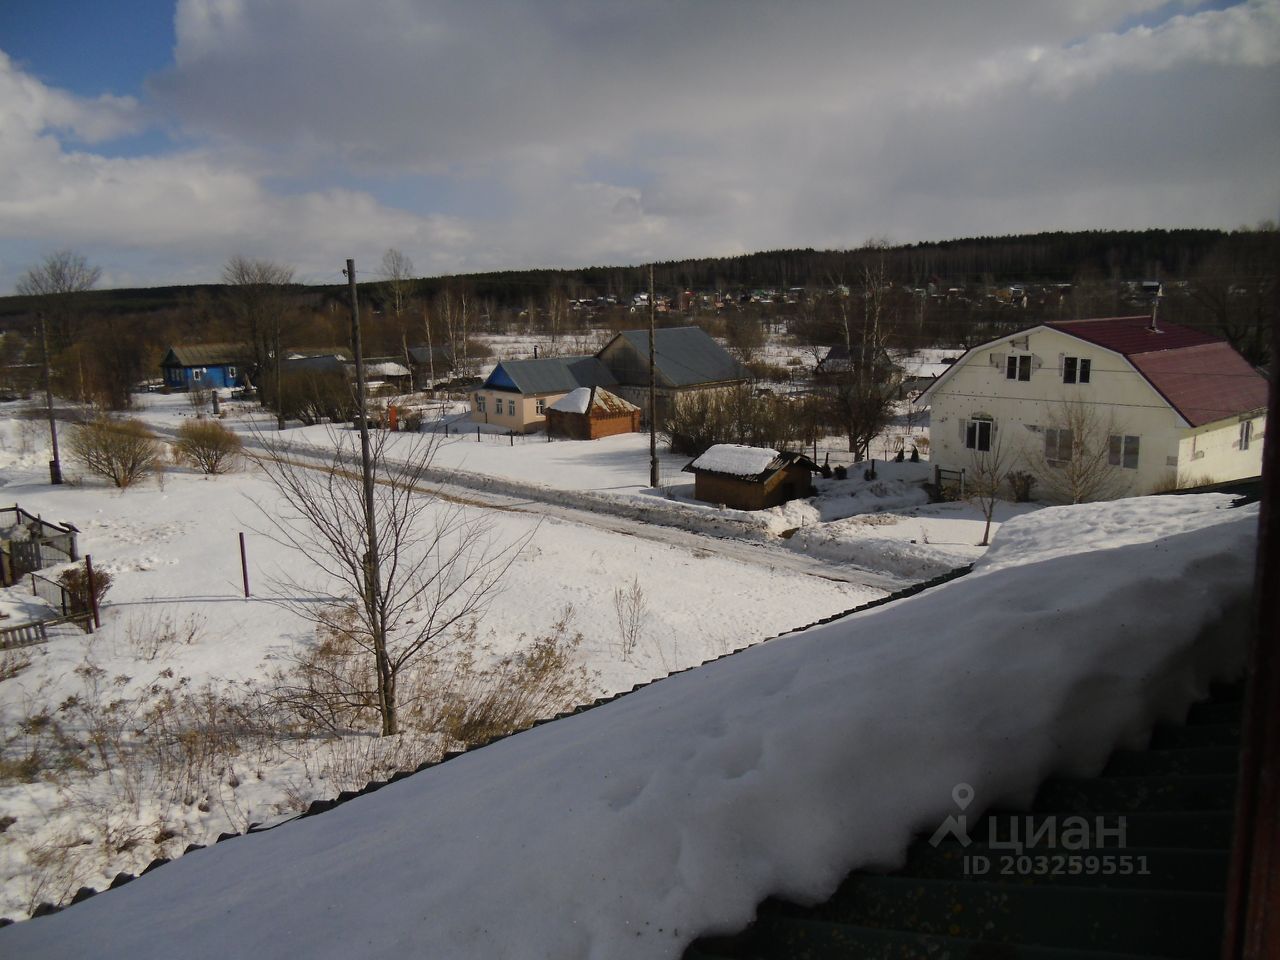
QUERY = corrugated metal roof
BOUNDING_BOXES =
[406,345,454,366]
[1046,316,1222,355]
[281,355,347,375]
[486,356,618,395]
[1129,342,1268,427]
[1046,317,1267,426]
[609,327,748,387]
[161,343,250,368]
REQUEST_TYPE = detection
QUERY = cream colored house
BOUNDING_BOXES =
[472,356,618,433]
[919,316,1267,502]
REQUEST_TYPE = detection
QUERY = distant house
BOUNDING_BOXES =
[596,326,749,421]
[683,444,818,511]
[406,345,455,388]
[159,344,250,391]
[472,356,617,433]
[814,343,898,379]
[363,358,413,394]
[919,315,1268,501]
[545,387,641,440]
[469,327,749,432]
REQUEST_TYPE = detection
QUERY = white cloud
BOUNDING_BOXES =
[0,2,1277,289]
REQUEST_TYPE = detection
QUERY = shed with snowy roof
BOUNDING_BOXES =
[544,386,641,440]
[683,444,819,511]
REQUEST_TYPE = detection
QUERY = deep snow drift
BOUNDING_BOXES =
[1,495,1256,960]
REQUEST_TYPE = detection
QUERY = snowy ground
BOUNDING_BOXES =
[0,394,1002,920]
[1,493,1256,959]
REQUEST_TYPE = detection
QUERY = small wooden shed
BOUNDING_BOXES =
[683,444,818,511]
[545,386,642,440]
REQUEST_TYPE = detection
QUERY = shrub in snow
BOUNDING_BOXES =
[57,565,113,615]
[68,417,163,488]
[174,419,243,475]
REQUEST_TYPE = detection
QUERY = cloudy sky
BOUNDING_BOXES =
[1,0,1277,290]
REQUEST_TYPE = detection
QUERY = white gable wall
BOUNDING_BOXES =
[927,327,1185,501]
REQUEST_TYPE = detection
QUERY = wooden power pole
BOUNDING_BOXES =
[38,313,62,485]
[648,264,659,488]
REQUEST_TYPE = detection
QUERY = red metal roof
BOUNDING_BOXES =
[1129,342,1269,427]
[1046,317,1267,427]
[1046,316,1221,355]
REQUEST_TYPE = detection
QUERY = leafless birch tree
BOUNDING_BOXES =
[1032,399,1127,504]
[248,427,532,735]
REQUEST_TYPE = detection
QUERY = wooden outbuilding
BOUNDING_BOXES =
[683,444,819,511]
[545,386,642,440]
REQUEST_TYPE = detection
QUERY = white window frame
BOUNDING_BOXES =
[535,398,545,414]
[507,399,516,416]
[1063,356,1090,384]
[227,365,236,380]
[476,394,486,413]
[965,417,993,452]
[1108,434,1140,469]
[192,368,203,382]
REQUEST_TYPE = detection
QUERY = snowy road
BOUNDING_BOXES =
[235,432,909,595]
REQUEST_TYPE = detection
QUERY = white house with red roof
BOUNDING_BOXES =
[919,315,1268,501]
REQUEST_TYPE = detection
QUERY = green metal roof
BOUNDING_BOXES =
[605,326,748,388]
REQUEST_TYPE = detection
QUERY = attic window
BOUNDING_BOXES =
[1005,355,1031,381]
[1063,357,1090,384]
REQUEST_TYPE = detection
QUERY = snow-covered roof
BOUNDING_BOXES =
[548,387,592,414]
[689,444,782,478]
[366,361,410,378]
[548,386,640,415]
[0,498,1255,959]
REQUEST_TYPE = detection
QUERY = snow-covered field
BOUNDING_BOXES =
[1,492,1256,959]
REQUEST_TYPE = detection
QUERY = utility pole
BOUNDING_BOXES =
[38,313,62,485]
[648,264,659,488]
[346,259,392,734]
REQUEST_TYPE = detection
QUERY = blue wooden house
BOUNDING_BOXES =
[160,344,252,391]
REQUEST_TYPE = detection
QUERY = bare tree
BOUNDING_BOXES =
[380,248,417,390]
[248,427,532,736]
[17,248,103,359]
[16,249,102,344]
[1031,399,1127,504]
[222,256,295,426]
[965,428,1012,547]
[379,248,415,321]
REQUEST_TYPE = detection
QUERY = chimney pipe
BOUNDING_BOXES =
[1149,282,1164,333]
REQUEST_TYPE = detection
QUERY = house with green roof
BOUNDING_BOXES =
[597,326,749,421]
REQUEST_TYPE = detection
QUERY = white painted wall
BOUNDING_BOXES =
[926,326,1202,502]
[1176,413,1265,487]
